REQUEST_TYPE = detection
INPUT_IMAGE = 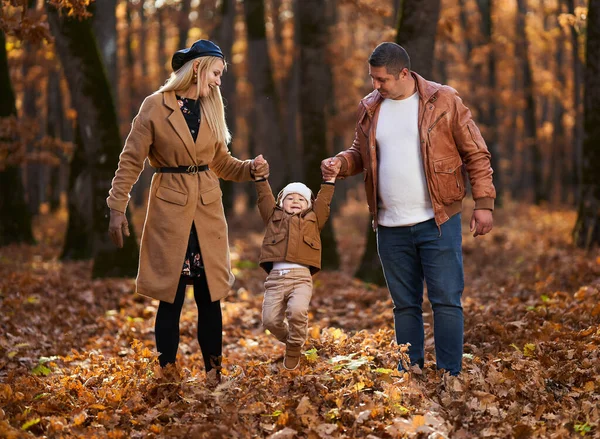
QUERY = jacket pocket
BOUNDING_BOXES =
[303,235,321,250]
[265,232,286,246]
[156,186,188,206]
[433,155,464,204]
[200,186,222,205]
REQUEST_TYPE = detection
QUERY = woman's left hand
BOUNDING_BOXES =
[251,154,270,179]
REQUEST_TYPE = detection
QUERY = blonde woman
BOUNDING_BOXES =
[107,40,269,386]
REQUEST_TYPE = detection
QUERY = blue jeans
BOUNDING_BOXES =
[377,214,464,375]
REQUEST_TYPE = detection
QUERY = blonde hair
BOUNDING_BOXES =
[159,56,231,145]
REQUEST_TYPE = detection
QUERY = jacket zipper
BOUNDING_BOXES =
[427,111,448,133]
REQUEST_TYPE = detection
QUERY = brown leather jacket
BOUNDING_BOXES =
[337,72,496,228]
[256,180,335,274]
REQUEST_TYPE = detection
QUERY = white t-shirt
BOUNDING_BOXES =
[376,92,434,227]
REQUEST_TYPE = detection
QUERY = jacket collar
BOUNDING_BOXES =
[163,91,196,163]
[359,71,442,118]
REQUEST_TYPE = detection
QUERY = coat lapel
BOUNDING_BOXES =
[163,91,196,163]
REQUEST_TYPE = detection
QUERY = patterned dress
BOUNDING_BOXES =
[177,95,204,278]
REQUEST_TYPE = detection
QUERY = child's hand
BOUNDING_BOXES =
[321,157,340,183]
[252,154,270,180]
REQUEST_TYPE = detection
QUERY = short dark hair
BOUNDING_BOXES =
[368,42,411,78]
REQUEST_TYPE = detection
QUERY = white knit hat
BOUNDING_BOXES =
[277,182,313,210]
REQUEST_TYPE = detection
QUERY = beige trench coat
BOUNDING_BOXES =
[107,91,253,303]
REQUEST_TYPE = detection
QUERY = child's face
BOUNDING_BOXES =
[282,193,308,214]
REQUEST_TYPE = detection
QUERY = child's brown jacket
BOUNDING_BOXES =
[255,180,335,274]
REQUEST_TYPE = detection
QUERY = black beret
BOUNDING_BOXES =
[171,39,224,72]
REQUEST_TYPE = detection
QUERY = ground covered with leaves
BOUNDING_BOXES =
[1,201,599,438]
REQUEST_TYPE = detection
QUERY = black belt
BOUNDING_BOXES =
[156,165,209,175]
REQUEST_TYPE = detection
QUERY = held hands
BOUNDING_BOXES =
[470,209,493,237]
[108,209,130,248]
[251,154,270,180]
[321,157,341,183]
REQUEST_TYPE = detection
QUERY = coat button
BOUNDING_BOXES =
[271,239,275,243]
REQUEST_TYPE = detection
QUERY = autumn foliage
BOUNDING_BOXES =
[0,201,598,438]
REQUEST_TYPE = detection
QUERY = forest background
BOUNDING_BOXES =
[1,0,599,438]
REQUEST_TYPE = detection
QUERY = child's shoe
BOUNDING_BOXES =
[283,345,301,370]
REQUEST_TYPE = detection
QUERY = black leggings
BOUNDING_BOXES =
[155,274,222,371]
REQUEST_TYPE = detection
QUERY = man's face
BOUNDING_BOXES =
[282,193,308,214]
[369,65,411,100]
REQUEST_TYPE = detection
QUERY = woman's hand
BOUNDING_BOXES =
[251,154,270,180]
[108,209,130,248]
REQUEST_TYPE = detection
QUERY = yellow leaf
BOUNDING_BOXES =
[353,382,365,392]
[584,381,595,392]
[331,328,343,339]
[89,404,106,411]
[523,343,536,357]
[304,348,318,362]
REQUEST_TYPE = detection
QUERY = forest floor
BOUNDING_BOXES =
[0,197,599,438]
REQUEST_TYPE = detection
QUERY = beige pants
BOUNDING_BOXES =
[262,267,313,348]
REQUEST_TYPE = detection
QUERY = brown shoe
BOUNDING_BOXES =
[283,346,301,371]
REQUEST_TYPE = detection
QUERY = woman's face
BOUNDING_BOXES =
[198,59,224,97]
[282,193,308,214]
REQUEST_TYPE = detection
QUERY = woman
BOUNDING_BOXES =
[107,40,269,385]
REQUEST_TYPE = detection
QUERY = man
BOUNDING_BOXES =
[321,42,495,375]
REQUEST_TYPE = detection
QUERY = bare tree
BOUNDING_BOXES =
[92,0,117,99]
[566,0,584,203]
[573,0,600,248]
[516,0,544,203]
[47,3,138,277]
[297,0,339,269]
[0,29,34,246]
[395,0,441,76]
[211,0,237,214]
[243,0,288,192]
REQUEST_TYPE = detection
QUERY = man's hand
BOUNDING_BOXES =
[470,209,493,237]
[321,157,341,181]
[108,209,130,248]
[251,154,270,180]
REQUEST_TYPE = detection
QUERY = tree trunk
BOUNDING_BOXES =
[211,0,237,215]
[475,0,502,206]
[516,0,544,203]
[46,66,70,212]
[551,8,567,204]
[23,42,43,215]
[177,0,191,49]
[46,3,139,277]
[157,6,168,84]
[91,0,117,101]
[243,0,288,192]
[566,0,584,204]
[285,0,301,181]
[395,0,441,77]
[297,0,339,269]
[22,0,43,216]
[572,0,600,249]
[61,122,93,260]
[0,30,35,246]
